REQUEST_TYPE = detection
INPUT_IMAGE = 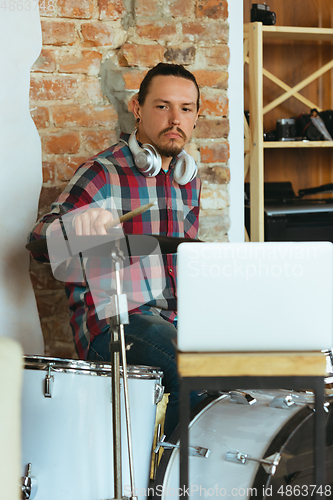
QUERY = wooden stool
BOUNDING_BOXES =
[177,351,327,499]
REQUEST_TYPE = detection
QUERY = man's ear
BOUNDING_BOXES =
[131,95,141,122]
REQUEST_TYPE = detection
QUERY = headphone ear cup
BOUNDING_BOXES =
[128,130,161,177]
[174,151,198,185]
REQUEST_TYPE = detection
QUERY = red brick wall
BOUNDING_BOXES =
[30,0,230,358]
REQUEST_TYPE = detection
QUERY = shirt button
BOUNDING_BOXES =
[168,206,171,210]
[169,268,173,274]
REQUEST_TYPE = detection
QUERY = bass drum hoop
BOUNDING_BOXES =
[23,355,163,381]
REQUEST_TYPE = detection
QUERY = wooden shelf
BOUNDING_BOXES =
[244,22,333,242]
[264,141,333,148]
[244,24,333,42]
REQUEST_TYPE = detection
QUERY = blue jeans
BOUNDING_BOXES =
[87,313,204,438]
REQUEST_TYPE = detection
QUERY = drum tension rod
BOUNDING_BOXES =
[154,434,211,458]
[225,450,281,476]
[21,463,38,500]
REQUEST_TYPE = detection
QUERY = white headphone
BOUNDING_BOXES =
[128,129,198,185]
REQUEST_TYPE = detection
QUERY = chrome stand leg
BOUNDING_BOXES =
[110,324,122,500]
[119,323,137,500]
[107,248,137,500]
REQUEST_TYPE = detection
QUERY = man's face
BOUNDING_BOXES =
[133,75,199,158]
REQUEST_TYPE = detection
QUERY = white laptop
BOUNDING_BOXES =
[177,241,333,352]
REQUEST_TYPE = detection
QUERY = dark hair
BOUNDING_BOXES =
[137,63,200,111]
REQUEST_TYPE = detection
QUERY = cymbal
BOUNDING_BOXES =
[26,233,201,257]
[151,235,202,254]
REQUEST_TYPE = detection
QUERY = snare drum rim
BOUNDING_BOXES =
[23,355,163,381]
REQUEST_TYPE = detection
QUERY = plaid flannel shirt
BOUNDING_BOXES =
[28,133,201,358]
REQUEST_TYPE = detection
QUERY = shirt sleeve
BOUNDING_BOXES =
[183,177,201,240]
[27,160,110,262]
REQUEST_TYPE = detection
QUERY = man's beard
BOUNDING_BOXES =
[156,142,183,158]
[155,127,187,157]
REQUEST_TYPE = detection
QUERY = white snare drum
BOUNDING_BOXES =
[155,390,333,499]
[21,356,163,500]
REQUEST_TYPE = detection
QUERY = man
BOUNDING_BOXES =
[29,63,203,437]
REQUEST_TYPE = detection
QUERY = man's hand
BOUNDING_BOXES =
[74,208,115,235]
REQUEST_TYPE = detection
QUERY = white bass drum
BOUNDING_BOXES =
[154,390,333,499]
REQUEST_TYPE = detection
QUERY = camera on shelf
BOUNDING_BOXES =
[251,3,276,25]
[276,119,297,141]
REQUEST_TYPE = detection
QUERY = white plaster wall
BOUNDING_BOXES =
[228,0,245,242]
[0,9,44,354]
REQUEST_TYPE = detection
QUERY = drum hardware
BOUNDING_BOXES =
[154,434,211,459]
[26,233,201,257]
[108,243,137,500]
[154,383,164,405]
[229,390,257,405]
[109,293,129,326]
[269,395,295,409]
[225,450,281,475]
[44,365,54,398]
[21,463,38,500]
[152,424,163,481]
[197,390,227,397]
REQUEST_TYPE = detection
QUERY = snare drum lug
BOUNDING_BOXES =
[229,390,257,405]
[44,366,54,398]
[154,382,164,405]
[225,450,281,475]
[21,463,38,500]
[269,395,295,409]
[155,435,210,458]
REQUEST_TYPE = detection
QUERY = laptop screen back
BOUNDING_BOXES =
[177,242,333,352]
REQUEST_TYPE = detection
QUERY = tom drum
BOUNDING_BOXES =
[21,356,163,500]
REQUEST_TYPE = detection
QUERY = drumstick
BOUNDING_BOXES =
[104,201,157,230]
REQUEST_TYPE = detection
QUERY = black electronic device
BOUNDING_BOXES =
[251,3,276,25]
[245,182,333,242]
[276,118,297,141]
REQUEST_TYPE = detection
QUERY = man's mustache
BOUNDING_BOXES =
[159,127,187,140]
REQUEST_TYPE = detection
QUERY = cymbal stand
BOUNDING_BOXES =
[108,241,137,500]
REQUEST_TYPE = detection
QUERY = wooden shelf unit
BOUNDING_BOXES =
[264,141,333,148]
[244,23,333,242]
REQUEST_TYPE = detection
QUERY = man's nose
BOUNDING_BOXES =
[169,108,180,125]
